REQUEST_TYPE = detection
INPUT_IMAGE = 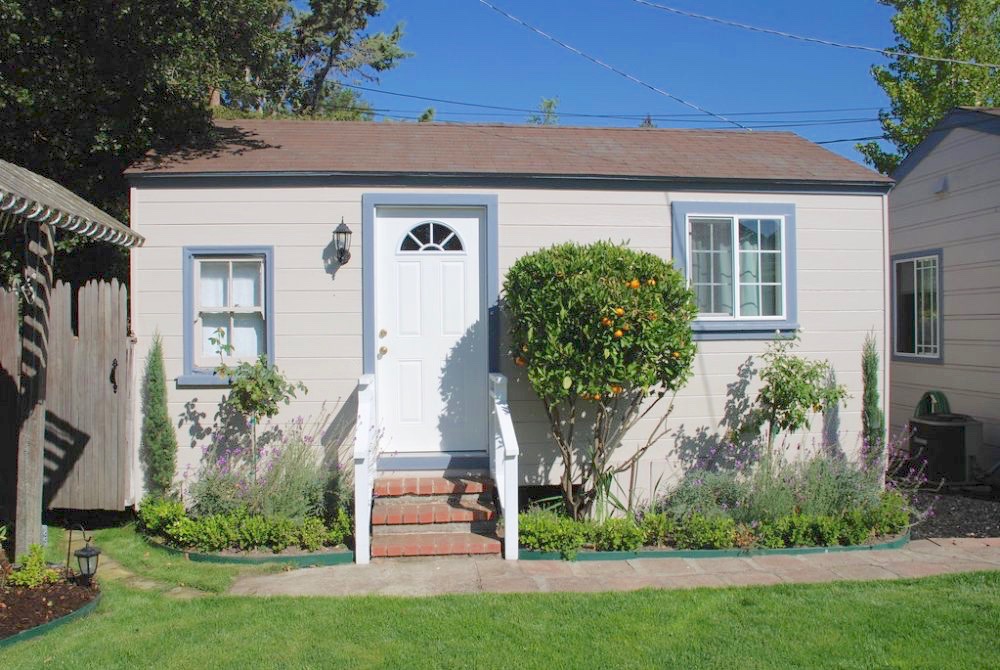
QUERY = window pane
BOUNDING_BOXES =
[759,219,781,250]
[200,262,228,308]
[740,285,760,316]
[761,253,781,283]
[201,313,229,359]
[739,252,759,283]
[401,235,420,251]
[411,223,431,244]
[233,313,265,357]
[232,261,262,307]
[695,285,712,312]
[692,252,713,283]
[714,285,733,315]
[915,258,939,355]
[761,285,782,316]
[739,220,759,250]
[895,260,915,354]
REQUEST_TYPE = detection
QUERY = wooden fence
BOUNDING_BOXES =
[0,280,134,513]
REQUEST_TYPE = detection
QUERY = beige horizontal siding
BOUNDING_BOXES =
[888,124,1000,457]
[131,183,886,498]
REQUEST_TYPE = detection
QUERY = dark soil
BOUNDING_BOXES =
[911,491,1000,540]
[0,580,99,640]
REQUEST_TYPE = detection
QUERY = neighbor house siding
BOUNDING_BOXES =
[130,183,886,503]
[888,120,1000,460]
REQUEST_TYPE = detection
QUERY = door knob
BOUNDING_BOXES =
[379,329,388,338]
[379,346,388,356]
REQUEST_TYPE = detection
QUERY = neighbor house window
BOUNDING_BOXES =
[180,247,275,386]
[893,252,941,359]
[672,203,797,340]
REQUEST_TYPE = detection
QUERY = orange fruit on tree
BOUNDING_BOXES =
[629,278,641,289]
[593,393,602,401]
[647,278,656,286]
[671,351,680,359]
[600,316,612,327]
[614,307,625,316]
[614,329,623,338]
[622,323,631,332]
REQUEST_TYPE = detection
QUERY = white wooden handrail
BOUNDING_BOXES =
[489,373,519,560]
[354,374,377,564]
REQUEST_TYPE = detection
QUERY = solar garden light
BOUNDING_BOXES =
[65,525,101,586]
[333,219,352,264]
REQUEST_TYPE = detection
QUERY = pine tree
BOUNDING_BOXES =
[862,332,886,466]
[141,333,178,497]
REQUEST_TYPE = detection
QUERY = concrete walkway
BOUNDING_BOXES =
[228,537,1000,597]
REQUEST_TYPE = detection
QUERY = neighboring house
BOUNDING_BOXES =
[126,120,892,561]
[887,107,1000,473]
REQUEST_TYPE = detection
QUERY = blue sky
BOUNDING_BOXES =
[355,1,900,166]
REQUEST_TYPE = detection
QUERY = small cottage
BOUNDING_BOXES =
[126,120,892,560]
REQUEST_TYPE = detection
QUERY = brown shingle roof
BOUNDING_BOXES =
[126,119,891,186]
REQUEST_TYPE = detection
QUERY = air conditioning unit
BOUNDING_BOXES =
[910,413,985,484]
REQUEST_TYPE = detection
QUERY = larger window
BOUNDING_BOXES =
[893,252,941,360]
[672,202,798,340]
[180,246,275,386]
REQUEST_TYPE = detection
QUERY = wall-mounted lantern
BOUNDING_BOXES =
[333,219,352,265]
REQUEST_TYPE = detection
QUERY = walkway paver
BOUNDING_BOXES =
[227,537,1000,597]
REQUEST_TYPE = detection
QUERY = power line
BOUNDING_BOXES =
[476,0,749,130]
[630,0,1000,70]
[816,135,885,145]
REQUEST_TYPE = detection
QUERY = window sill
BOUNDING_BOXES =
[693,320,799,341]
[890,353,943,365]
[176,372,232,388]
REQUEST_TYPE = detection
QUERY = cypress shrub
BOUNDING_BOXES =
[862,332,885,467]
[141,333,178,496]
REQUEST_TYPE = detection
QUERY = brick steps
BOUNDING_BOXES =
[372,475,501,558]
[371,531,501,558]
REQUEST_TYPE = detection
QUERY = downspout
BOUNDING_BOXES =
[881,191,891,457]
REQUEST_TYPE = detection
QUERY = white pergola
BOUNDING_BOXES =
[1,158,143,556]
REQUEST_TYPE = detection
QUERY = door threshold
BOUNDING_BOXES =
[377,451,489,474]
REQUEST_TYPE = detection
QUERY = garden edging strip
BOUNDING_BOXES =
[156,541,354,566]
[0,591,102,648]
[519,532,910,560]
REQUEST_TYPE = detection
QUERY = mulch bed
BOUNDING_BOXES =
[911,490,1000,540]
[0,580,99,640]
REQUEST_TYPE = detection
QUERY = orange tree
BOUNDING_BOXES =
[503,242,697,519]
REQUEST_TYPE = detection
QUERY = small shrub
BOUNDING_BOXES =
[299,517,327,551]
[733,524,757,549]
[265,517,298,553]
[591,517,645,551]
[141,333,178,496]
[237,515,272,551]
[841,509,872,545]
[325,508,352,547]
[673,514,736,549]
[260,433,326,520]
[658,469,748,520]
[755,522,786,549]
[868,490,910,536]
[811,515,845,546]
[188,469,245,517]
[8,545,60,588]
[165,517,200,548]
[137,496,185,535]
[639,512,675,547]
[518,509,589,559]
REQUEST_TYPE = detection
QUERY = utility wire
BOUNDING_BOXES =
[341,82,886,120]
[630,0,1000,70]
[476,0,749,130]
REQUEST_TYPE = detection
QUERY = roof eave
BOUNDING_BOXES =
[126,170,892,193]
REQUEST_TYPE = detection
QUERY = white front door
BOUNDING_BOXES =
[374,206,487,453]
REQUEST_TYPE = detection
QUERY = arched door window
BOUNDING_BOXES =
[399,221,464,252]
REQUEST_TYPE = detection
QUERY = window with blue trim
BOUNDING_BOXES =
[672,202,798,340]
[180,247,275,386]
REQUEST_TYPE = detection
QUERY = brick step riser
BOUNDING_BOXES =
[373,520,498,537]
[375,492,492,505]
[374,476,492,498]
[371,531,502,558]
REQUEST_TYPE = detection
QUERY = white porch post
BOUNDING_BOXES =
[354,374,376,565]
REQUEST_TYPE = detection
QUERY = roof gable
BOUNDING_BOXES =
[892,107,1000,183]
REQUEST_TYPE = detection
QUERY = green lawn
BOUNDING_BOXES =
[5,567,1000,669]
[90,524,281,593]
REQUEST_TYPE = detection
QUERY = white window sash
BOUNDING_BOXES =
[686,214,787,321]
[194,257,266,367]
[894,255,940,358]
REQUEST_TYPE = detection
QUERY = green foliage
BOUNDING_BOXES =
[218,354,306,425]
[862,332,886,467]
[658,470,750,520]
[639,512,675,547]
[672,515,736,550]
[858,0,1000,174]
[868,490,911,537]
[161,510,350,554]
[504,241,697,518]
[527,97,559,125]
[258,434,326,519]
[8,544,60,588]
[590,517,646,551]
[517,509,590,559]
[748,336,848,459]
[0,0,407,286]
[137,497,186,535]
[188,469,246,518]
[141,334,178,497]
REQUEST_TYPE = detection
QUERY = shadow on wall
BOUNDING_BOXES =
[42,412,90,509]
[438,319,488,452]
